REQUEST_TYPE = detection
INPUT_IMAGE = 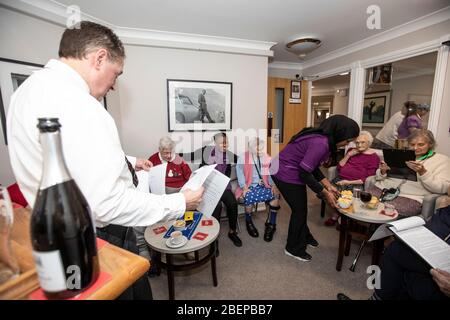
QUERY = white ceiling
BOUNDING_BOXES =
[55,0,449,63]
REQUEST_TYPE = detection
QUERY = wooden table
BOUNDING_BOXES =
[0,208,150,300]
[336,199,398,272]
[144,214,219,300]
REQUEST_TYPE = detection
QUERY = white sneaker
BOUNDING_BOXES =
[284,249,312,262]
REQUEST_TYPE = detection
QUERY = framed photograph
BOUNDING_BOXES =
[167,79,232,131]
[362,91,391,127]
[0,58,43,145]
[368,64,393,86]
[290,80,301,100]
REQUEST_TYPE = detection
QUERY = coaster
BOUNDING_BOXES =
[193,232,208,241]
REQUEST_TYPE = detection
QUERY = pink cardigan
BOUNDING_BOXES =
[235,151,272,199]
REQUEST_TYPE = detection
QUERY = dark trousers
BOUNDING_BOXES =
[200,108,214,123]
[272,176,314,255]
[96,224,153,300]
[212,189,238,232]
[375,240,448,300]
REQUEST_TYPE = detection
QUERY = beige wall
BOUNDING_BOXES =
[0,7,268,186]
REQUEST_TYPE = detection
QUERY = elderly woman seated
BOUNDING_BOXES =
[368,129,450,217]
[236,138,281,242]
[148,136,192,194]
[325,131,380,226]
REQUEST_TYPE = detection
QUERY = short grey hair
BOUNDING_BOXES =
[407,129,436,150]
[159,136,175,151]
[358,130,374,146]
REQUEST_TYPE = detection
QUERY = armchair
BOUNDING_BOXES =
[364,176,441,221]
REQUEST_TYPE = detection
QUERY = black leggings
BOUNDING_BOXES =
[212,189,238,232]
[272,175,314,255]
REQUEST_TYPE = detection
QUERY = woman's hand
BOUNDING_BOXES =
[322,189,338,209]
[430,269,450,297]
[326,184,340,198]
[406,160,427,176]
[336,180,350,186]
[379,161,390,175]
[135,158,153,171]
[346,149,360,157]
[243,186,250,196]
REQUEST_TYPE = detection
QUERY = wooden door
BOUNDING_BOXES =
[267,77,308,155]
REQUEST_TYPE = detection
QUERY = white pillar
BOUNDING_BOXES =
[347,61,366,127]
[428,40,450,135]
[306,80,312,127]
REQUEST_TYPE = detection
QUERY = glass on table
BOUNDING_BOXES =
[353,188,362,199]
[0,186,20,285]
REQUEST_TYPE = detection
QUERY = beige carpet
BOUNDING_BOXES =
[149,191,374,300]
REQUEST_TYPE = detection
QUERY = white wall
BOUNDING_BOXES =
[116,45,267,158]
[0,7,268,186]
[0,7,63,185]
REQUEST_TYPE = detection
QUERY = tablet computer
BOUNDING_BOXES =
[382,149,417,181]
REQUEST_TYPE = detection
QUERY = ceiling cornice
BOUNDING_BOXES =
[0,0,275,57]
[268,61,303,70]
[300,6,450,70]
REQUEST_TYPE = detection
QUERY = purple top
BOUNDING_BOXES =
[337,150,380,182]
[209,148,231,190]
[397,115,422,139]
[271,134,330,185]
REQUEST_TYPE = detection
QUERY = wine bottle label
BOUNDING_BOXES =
[32,250,67,292]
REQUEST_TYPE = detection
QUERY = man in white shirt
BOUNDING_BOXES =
[7,21,203,299]
[372,101,411,149]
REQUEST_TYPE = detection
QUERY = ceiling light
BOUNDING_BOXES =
[339,72,349,76]
[285,38,321,56]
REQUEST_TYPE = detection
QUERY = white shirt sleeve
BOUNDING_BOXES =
[61,102,186,227]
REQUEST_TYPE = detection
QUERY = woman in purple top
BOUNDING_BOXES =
[207,133,242,248]
[397,102,429,139]
[270,115,360,262]
[324,131,380,226]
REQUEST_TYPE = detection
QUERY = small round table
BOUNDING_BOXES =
[144,215,220,300]
[336,199,398,272]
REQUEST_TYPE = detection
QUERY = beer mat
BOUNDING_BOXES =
[29,271,112,300]
[193,232,208,241]
[96,238,108,249]
[152,226,167,235]
[201,219,213,226]
[163,211,202,240]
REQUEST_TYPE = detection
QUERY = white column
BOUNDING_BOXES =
[306,80,312,127]
[428,40,450,135]
[347,61,366,127]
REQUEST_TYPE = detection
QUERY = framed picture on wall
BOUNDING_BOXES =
[362,91,391,127]
[167,79,232,131]
[368,64,393,86]
[290,80,301,101]
[0,58,44,145]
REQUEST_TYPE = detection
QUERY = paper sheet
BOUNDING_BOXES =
[370,216,450,272]
[148,163,167,195]
[181,165,217,192]
[197,169,230,217]
[135,170,149,193]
